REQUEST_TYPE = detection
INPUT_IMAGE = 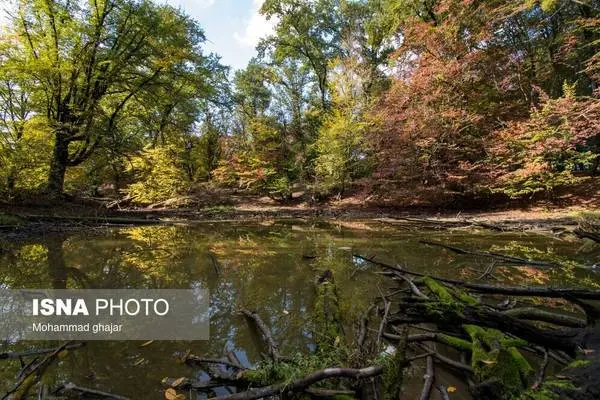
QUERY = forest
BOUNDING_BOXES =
[0,0,598,208]
[2,1,600,399]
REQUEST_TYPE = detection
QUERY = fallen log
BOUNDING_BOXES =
[390,299,580,354]
[503,307,586,328]
[208,366,383,400]
[354,254,600,300]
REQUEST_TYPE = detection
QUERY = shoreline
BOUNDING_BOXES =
[1,201,594,238]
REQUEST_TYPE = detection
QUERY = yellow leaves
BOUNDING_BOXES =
[447,386,457,393]
[164,388,185,400]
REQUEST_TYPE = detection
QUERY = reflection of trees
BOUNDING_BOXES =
[46,236,67,289]
[2,222,598,395]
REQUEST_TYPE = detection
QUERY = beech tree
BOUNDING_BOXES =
[7,0,216,197]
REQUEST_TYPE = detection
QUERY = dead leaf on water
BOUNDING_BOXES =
[447,386,457,393]
[165,388,185,400]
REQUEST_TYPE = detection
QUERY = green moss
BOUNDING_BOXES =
[455,289,479,305]
[423,277,454,303]
[438,333,473,351]
[464,325,532,399]
[566,359,591,369]
[518,379,580,400]
[544,380,577,390]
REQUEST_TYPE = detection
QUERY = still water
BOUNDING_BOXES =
[0,219,599,399]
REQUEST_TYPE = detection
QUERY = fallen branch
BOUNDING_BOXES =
[574,228,600,244]
[0,343,85,360]
[503,307,586,328]
[357,304,375,350]
[208,366,383,400]
[376,288,391,348]
[2,342,72,400]
[175,352,245,370]
[391,299,580,354]
[413,343,473,373]
[354,254,600,300]
[437,384,451,400]
[419,356,435,400]
[56,383,129,400]
[532,348,549,390]
[419,240,557,267]
[304,388,355,397]
[239,308,281,362]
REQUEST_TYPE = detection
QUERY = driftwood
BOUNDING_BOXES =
[208,366,383,400]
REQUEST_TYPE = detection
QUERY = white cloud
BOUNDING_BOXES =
[233,0,276,48]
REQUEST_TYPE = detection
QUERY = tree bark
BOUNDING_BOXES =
[47,134,69,198]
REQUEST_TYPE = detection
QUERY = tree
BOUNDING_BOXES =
[259,0,344,109]
[8,0,216,198]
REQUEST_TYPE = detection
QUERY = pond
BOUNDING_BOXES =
[0,219,599,399]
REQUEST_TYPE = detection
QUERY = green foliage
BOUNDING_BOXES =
[0,116,52,195]
[125,146,191,204]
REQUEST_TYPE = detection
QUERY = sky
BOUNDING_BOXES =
[163,0,275,71]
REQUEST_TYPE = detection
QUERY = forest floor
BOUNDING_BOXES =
[1,187,598,234]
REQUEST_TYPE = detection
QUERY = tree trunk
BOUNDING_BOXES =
[47,135,69,198]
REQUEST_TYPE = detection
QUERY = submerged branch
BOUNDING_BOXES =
[239,308,281,362]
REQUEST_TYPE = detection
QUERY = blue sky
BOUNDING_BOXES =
[163,0,275,71]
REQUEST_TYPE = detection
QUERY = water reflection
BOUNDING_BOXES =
[0,220,598,398]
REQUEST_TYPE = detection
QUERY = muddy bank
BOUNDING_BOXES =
[0,200,592,231]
